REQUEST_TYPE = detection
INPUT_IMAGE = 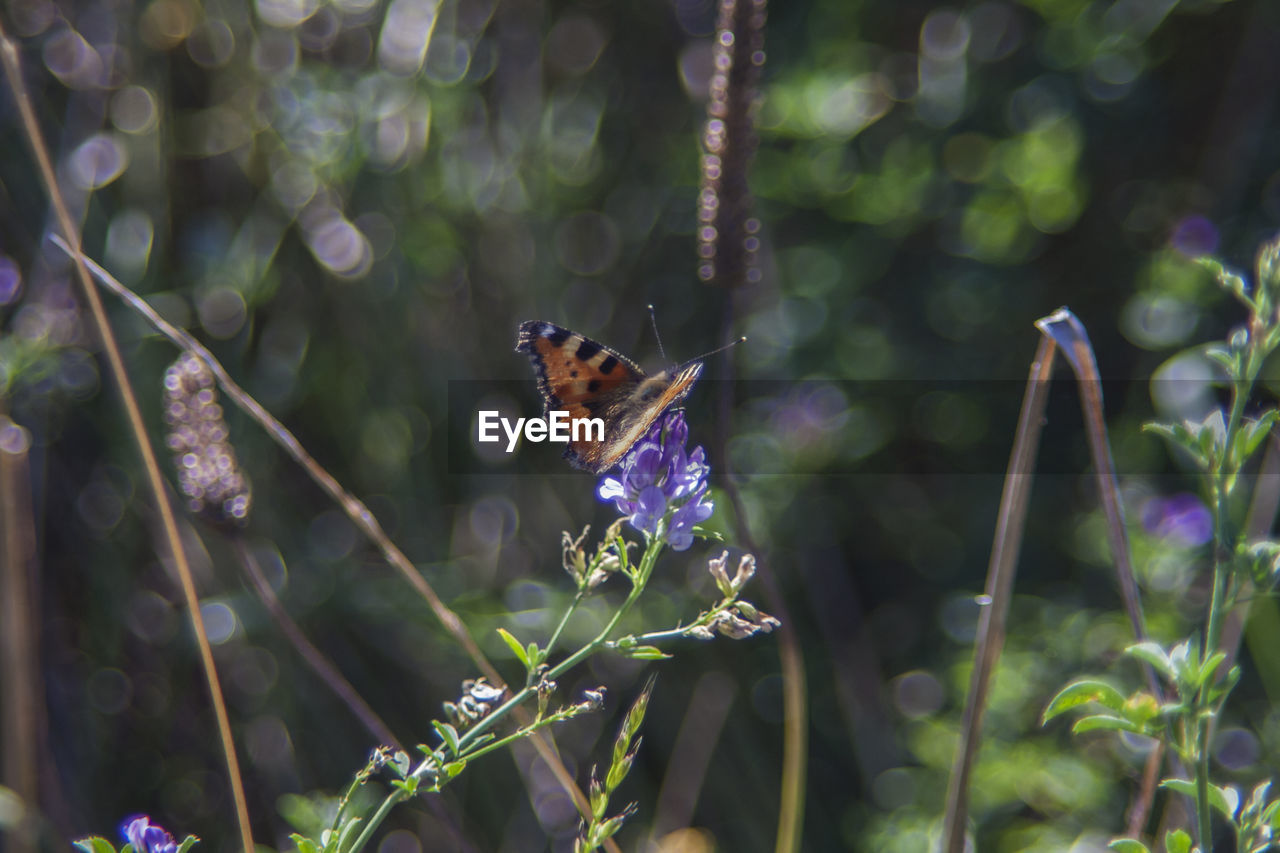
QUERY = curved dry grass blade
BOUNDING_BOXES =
[1035,307,1173,839]
[1035,308,1152,653]
[941,333,1055,853]
[0,27,256,853]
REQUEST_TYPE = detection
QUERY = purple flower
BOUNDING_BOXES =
[121,816,177,853]
[597,410,713,551]
[1141,493,1213,548]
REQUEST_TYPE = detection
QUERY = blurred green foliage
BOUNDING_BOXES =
[6,0,1280,850]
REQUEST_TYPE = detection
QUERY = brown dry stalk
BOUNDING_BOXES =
[941,333,1056,853]
[1,417,41,853]
[0,25,256,853]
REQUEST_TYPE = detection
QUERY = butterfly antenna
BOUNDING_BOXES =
[647,304,669,363]
[688,335,748,364]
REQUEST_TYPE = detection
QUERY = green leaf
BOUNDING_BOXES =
[690,525,724,542]
[1233,411,1279,467]
[496,628,529,669]
[391,778,420,795]
[1195,651,1228,690]
[1107,840,1150,853]
[290,835,321,853]
[334,818,363,853]
[74,838,118,853]
[526,641,544,668]
[619,645,671,660]
[1144,422,1212,469]
[1071,714,1149,735]
[175,837,200,853]
[432,721,461,756]
[1160,778,1236,818]
[1204,343,1238,374]
[1042,679,1126,724]
[1125,642,1175,681]
[1165,828,1192,853]
[442,760,467,779]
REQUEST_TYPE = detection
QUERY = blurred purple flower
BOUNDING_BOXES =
[1142,493,1213,547]
[121,816,177,853]
[1170,215,1219,258]
[597,410,713,551]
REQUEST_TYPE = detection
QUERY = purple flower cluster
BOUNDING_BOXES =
[597,410,713,551]
[121,816,176,853]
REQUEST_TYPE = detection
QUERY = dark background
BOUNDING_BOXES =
[3,0,1280,850]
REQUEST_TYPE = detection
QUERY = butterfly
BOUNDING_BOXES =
[515,320,704,473]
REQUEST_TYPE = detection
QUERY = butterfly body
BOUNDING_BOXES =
[515,320,703,473]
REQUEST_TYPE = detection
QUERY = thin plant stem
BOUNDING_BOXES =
[716,292,807,853]
[544,591,586,662]
[0,415,40,853]
[941,332,1055,853]
[0,27,256,853]
[231,535,401,749]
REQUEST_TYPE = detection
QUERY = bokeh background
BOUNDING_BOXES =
[3,0,1280,850]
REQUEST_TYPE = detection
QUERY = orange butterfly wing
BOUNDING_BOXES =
[515,321,702,472]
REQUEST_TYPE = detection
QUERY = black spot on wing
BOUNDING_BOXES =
[576,339,603,361]
[586,379,601,393]
[598,355,619,375]
[546,326,570,346]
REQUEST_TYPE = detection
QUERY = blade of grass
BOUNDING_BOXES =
[941,332,1055,853]
[1035,307,1172,840]
[0,26,255,853]
[1035,309,1153,657]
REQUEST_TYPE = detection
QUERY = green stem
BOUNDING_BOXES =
[457,534,664,752]
[1195,356,1260,851]
[544,591,586,664]
[345,535,667,853]
[1196,715,1212,853]
[344,781,410,853]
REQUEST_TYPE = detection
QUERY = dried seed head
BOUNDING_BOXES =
[444,677,506,728]
[163,353,251,527]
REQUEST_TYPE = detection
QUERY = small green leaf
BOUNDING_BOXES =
[1042,679,1126,724]
[526,641,544,667]
[496,628,529,669]
[290,835,320,853]
[391,778,420,795]
[1107,839,1150,853]
[1234,411,1279,465]
[1160,778,1235,818]
[1165,828,1192,853]
[1196,651,1228,689]
[442,760,467,779]
[1204,343,1238,374]
[433,721,461,756]
[1125,642,1175,681]
[620,645,671,660]
[74,838,118,853]
[175,837,200,853]
[1144,422,1212,469]
[1072,714,1149,735]
[334,818,363,853]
